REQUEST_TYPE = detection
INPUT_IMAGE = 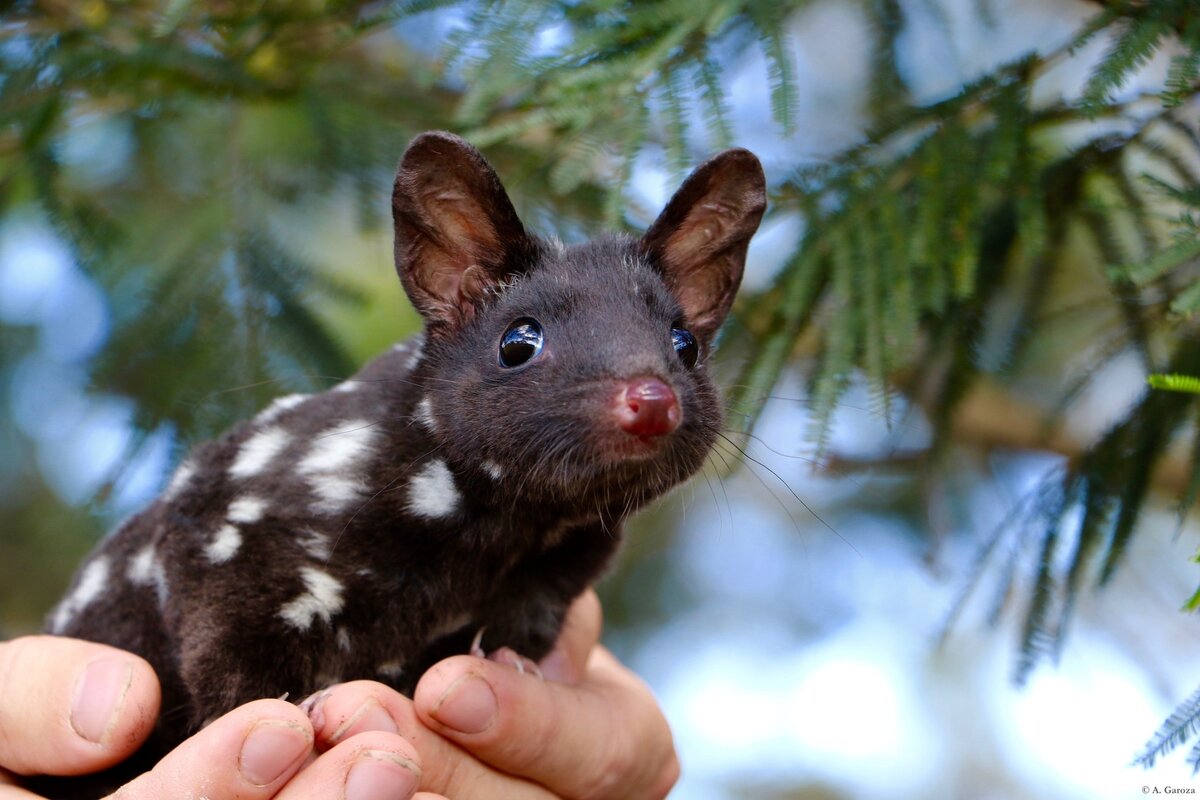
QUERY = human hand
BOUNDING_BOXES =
[302,590,679,799]
[0,636,423,799]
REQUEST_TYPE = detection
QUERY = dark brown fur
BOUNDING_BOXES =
[31,133,765,798]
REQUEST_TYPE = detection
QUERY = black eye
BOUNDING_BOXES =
[671,327,698,369]
[499,318,544,367]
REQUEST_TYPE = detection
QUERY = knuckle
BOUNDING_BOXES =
[426,745,476,797]
[581,692,677,800]
[502,705,559,769]
[579,726,638,800]
[0,637,42,755]
[647,751,680,800]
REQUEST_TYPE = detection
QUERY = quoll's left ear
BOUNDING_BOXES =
[639,148,766,341]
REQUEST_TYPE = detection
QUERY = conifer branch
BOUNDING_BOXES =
[1134,684,1200,770]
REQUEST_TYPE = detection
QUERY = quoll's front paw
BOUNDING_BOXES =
[468,627,544,679]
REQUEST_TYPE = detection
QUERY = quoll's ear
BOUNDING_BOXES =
[640,148,766,341]
[393,132,540,333]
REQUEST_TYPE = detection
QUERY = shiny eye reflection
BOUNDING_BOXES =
[672,327,698,369]
[499,318,544,367]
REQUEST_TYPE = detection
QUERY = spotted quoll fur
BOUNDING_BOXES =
[39,132,765,797]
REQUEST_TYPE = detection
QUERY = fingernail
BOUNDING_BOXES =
[430,672,497,734]
[331,697,399,743]
[239,720,312,786]
[70,657,133,744]
[345,750,420,800]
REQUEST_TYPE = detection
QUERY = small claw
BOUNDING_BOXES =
[299,687,334,731]
[489,646,544,680]
[469,626,488,658]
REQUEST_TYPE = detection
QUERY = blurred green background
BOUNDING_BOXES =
[2,0,1200,797]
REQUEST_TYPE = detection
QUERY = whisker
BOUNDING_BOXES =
[315,419,387,440]
[718,427,885,500]
[714,432,859,556]
[702,443,736,535]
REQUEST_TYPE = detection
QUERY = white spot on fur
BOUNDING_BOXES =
[126,546,169,607]
[481,460,503,480]
[406,335,424,369]
[298,420,376,475]
[337,627,352,653]
[376,661,404,679]
[278,567,345,630]
[332,379,358,393]
[127,545,156,584]
[311,475,366,514]
[51,557,110,633]
[205,524,242,563]
[230,427,291,479]
[227,495,267,524]
[296,529,331,561]
[161,460,195,501]
[407,459,461,518]
[297,420,375,513]
[257,393,307,424]
[414,397,436,431]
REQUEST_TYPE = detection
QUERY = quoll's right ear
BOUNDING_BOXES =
[392,132,541,334]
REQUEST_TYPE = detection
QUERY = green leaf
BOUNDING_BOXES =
[1148,374,1200,394]
[1081,18,1171,113]
[1117,234,1200,285]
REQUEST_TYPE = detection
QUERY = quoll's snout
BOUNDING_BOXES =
[613,377,681,437]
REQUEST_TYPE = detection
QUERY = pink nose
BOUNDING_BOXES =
[614,378,680,437]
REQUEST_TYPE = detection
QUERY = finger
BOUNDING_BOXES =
[538,589,602,684]
[0,636,160,775]
[112,699,312,799]
[0,779,44,799]
[414,646,678,800]
[274,731,420,800]
[303,682,556,800]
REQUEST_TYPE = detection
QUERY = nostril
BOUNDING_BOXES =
[614,377,680,438]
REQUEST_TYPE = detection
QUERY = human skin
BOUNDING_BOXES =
[0,590,678,800]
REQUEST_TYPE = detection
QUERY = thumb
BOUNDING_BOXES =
[0,636,160,776]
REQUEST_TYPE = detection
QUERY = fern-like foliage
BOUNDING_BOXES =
[422,2,1200,717]
[4,0,1200,765]
[1075,0,1200,112]
[1133,685,1200,771]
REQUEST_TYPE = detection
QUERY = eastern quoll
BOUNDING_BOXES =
[38,132,766,795]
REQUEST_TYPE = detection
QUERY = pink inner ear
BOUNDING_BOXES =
[394,132,535,331]
[419,189,501,260]
[676,273,730,333]
[664,192,756,266]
